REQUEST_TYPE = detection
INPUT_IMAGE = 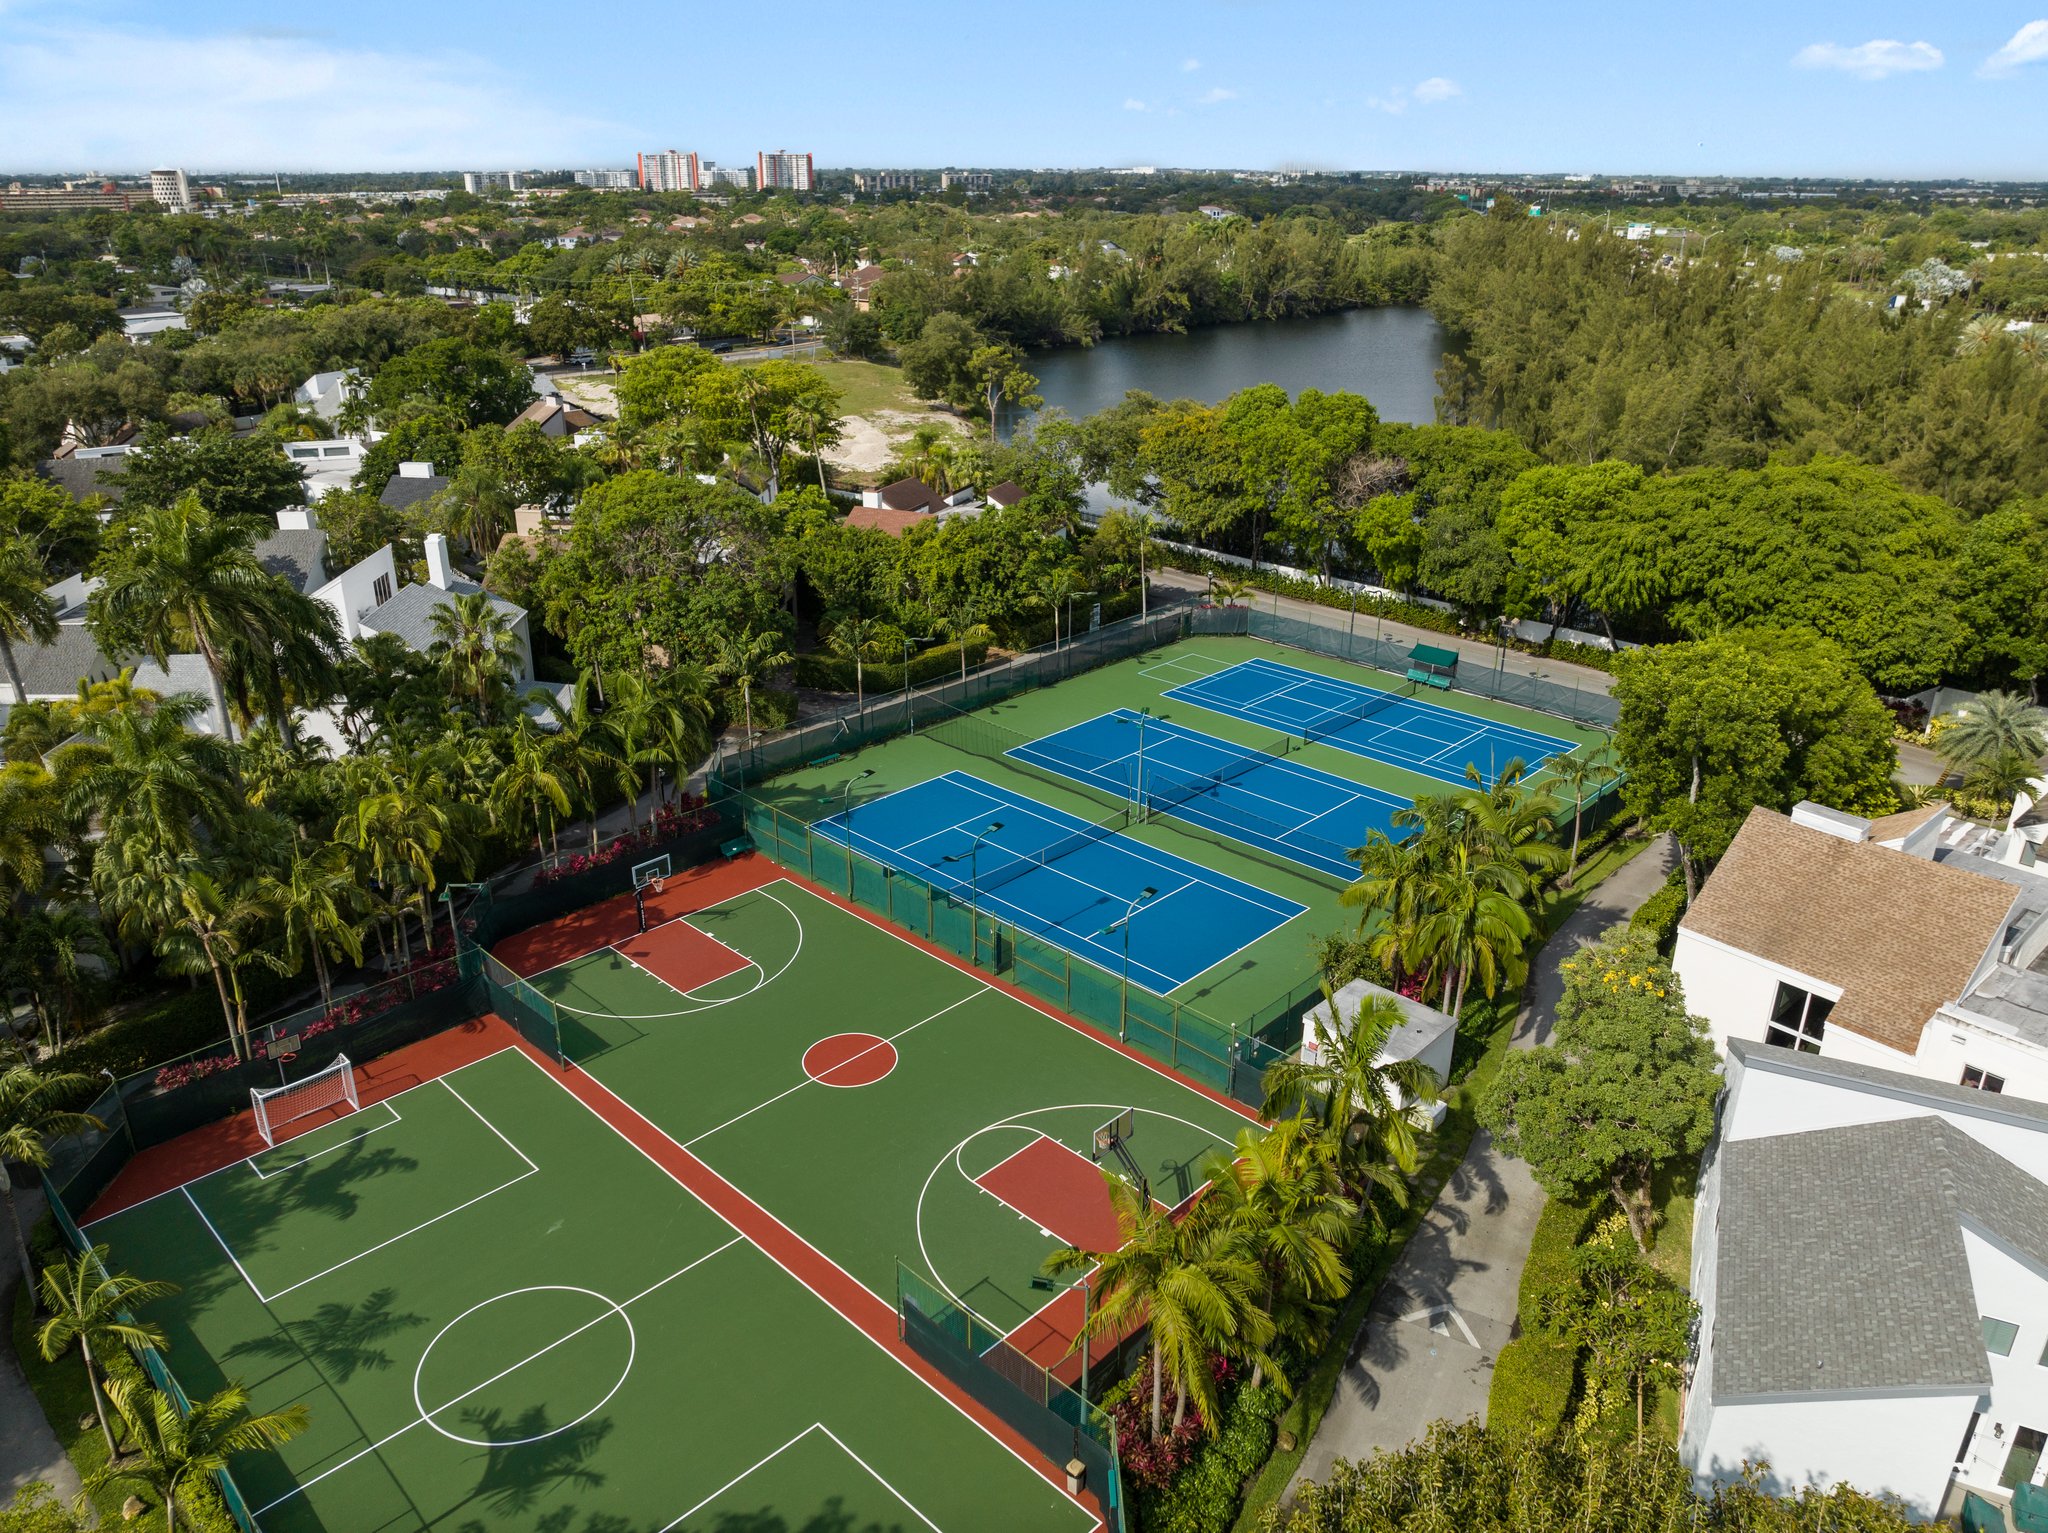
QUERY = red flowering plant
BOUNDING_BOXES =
[533,797,718,887]
[1106,1353,1234,1490]
[152,1051,245,1092]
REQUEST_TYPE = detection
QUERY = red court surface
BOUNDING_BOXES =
[977,1134,1135,1253]
[85,1016,524,1221]
[613,916,752,994]
[491,855,766,976]
[801,1032,899,1086]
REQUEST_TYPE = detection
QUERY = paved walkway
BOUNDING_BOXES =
[1287,833,1677,1500]
[1,1186,88,1514]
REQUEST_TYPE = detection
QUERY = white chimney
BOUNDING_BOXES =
[1790,801,1871,842]
[424,532,453,590]
[398,460,436,479]
[275,507,316,531]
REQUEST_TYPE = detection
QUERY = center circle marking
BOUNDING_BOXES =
[413,1285,635,1447]
[803,1032,898,1087]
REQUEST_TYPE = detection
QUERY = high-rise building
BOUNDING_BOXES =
[148,167,192,213]
[461,171,523,194]
[636,151,700,193]
[573,169,636,190]
[706,163,753,190]
[941,170,994,194]
[756,151,814,192]
[853,172,917,194]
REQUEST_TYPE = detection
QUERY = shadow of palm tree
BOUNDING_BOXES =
[226,1286,427,1384]
[703,1502,910,1533]
[452,1405,611,1518]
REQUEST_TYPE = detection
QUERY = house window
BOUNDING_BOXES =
[1963,1065,2006,1094]
[1983,1316,2019,1357]
[1765,982,1834,1052]
[372,574,393,607]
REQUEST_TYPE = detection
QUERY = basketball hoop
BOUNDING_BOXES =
[650,877,666,897]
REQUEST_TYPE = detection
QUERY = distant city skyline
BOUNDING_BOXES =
[2,1,2045,178]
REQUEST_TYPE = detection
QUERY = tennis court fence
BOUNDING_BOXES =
[896,1263,1128,1533]
[734,789,1307,1107]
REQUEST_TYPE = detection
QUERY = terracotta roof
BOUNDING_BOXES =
[1866,803,1948,844]
[844,505,932,537]
[1680,806,2018,1054]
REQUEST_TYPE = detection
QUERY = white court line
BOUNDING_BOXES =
[82,1047,525,1229]
[255,1237,746,1515]
[535,889,807,1020]
[246,1101,403,1180]
[654,1422,947,1533]
[682,986,989,1149]
[195,1077,540,1305]
[491,1046,1105,1531]
[1420,724,1490,765]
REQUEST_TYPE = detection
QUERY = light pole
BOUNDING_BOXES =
[941,820,1005,905]
[840,768,875,897]
[1097,886,1159,1042]
[1065,590,1097,653]
[901,635,932,733]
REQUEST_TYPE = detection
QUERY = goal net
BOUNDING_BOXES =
[251,1054,360,1147]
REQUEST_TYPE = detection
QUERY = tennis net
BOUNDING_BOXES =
[1142,732,1292,822]
[974,807,1132,896]
[1303,680,1415,744]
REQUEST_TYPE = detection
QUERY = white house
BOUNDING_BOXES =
[1673,803,2048,1101]
[1683,1039,2048,1519]
[281,438,367,500]
[292,369,360,424]
[352,532,532,683]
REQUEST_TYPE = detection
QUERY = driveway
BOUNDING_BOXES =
[0,1186,87,1514]
[1287,834,1677,1498]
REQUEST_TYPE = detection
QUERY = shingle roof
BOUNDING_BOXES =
[1867,803,1948,844]
[379,472,449,511]
[253,529,328,593]
[844,505,932,538]
[985,480,1024,507]
[360,579,524,654]
[36,456,127,504]
[1680,807,2018,1053]
[877,477,946,513]
[126,656,224,734]
[1727,1038,2048,1132]
[9,627,110,697]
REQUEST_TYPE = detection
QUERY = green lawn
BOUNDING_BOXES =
[792,357,940,419]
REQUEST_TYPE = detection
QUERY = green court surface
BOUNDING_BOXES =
[529,880,1255,1338]
[88,1047,1089,1533]
[739,633,1610,1020]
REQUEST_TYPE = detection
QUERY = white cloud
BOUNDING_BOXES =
[1792,38,1943,79]
[1123,98,1149,112]
[1981,19,2048,75]
[1197,87,1238,105]
[0,22,627,169]
[1369,77,1463,114]
[1182,57,1201,71]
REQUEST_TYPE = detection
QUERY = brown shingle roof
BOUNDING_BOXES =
[844,505,931,537]
[986,480,1024,507]
[877,477,946,513]
[1680,806,2018,1054]
[1866,803,1948,844]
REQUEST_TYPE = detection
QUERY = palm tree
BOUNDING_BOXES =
[1037,568,1075,649]
[1544,750,1614,886]
[536,675,624,855]
[605,667,712,822]
[87,492,285,746]
[709,629,792,749]
[11,901,112,1051]
[1046,1180,1265,1439]
[427,591,521,715]
[157,861,281,1059]
[493,719,574,858]
[1338,830,1432,984]
[351,766,454,959]
[786,396,841,495]
[1209,574,1254,608]
[824,614,887,718]
[1968,750,2042,815]
[66,683,240,865]
[0,759,64,896]
[0,1065,102,1286]
[83,1377,308,1533]
[258,839,364,1017]
[1940,692,2048,772]
[1263,991,1438,1187]
[942,603,994,683]
[1411,850,1535,1020]
[37,1247,179,1460]
[0,532,59,707]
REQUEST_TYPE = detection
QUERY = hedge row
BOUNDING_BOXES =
[1518,1195,1599,1333]
[1141,1383,1286,1533]
[1163,550,1623,674]
[52,967,297,1083]
[1629,868,1690,955]
[791,638,991,693]
[1489,1335,1577,1439]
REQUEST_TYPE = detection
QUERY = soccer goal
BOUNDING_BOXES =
[251,1054,360,1147]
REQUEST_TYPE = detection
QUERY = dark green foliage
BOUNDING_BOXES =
[54,968,298,1080]
[109,427,305,522]
[1144,1384,1285,1533]
[1517,1196,1599,1333]
[1487,1335,1576,1439]
[1628,870,1689,955]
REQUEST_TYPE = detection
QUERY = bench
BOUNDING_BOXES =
[720,836,753,860]
[807,752,843,768]
[1406,667,1454,690]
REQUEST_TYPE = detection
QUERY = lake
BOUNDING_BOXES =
[1007,305,1449,434]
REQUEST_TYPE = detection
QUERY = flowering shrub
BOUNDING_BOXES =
[1109,1354,1234,1490]
[533,797,719,886]
[152,1051,244,1092]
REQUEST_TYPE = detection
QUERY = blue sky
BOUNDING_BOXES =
[3,0,2045,177]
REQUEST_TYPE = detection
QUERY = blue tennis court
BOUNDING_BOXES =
[813,770,1305,994]
[1008,710,1403,881]
[1165,656,1582,789]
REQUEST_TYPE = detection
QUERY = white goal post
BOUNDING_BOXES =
[251,1054,361,1147]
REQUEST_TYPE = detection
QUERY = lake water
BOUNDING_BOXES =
[1010,305,1449,433]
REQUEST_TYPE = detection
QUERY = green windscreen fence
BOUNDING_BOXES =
[896,1263,1126,1533]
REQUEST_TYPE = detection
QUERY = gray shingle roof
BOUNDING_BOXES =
[36,456,127,504]
[1727,1039,2048,1133]
[360,579,524,654]
[1714,1112,2048,1400]
[379,472,449,511]
[253,529,328,593]
[9,626,110,697]
[126,656,224,734]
